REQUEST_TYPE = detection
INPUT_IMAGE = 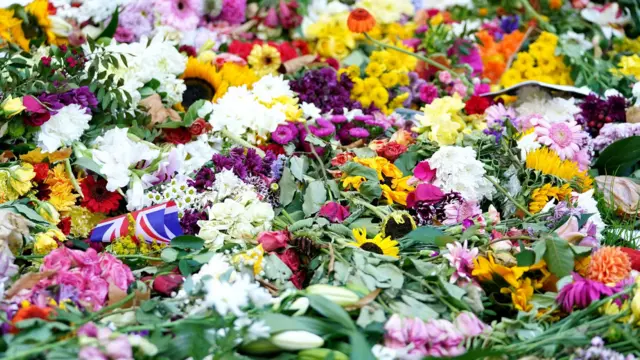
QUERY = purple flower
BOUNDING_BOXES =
[309,118,336,137]
[180,210,207,235]
[348,127,369,138]
[330,115,347,124]
[78,346,108,360]
[214,0,247,24]
[118,0,155,41]
[556,273,616,312]
[318,202,350,223]
[272,124,296,144]
[114,27,136,43]
[448,39,483,76]
[291,68,363,115]
[270,155,287,180]
[443,240,478,284]
[454,311,488,338]
[105,335,133,360]
[189,167,216,192]
[77,322,99,337]
[500,15,520,34]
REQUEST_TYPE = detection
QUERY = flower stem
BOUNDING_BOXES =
[220,128,265,157]
[484,175,534,218]
[302,123,330,184]
[363,33,472,87]
[519,0,553,32]
[3,338,74,360]
[65,158,84,199]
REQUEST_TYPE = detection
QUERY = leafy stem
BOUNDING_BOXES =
[484,175,534,218]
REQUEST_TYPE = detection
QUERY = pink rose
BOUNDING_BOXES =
[152,273,184,296]
[105,335,133,360]
[454,311,488,338]
[78,346,107,360]
[278,248,300,272]
[383,314,407,349]
[41,248,72,272]
[290,270,306,289]
[56,271,86,291]
[318,202,350,223]
[99,254,134,291]
[257,230,290,252]
[82,278,109,310]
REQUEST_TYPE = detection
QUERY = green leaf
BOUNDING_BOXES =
[155,121,185,129]
[348,331,376,360]
[543,236,574,278]
[161,247,178,263]
[307,294,356,331]
[12,203,48,223]
[278,167,297,207]
[423,349,507,360]
[261,313,336,335]
[340,162,378,182]
[516,250,536,267]
[97,8,120,39]
[358,180,382,201]
[290,156,308,181]
[172,324,211,360]
[394,150,419,176]
[302,180,327,216]
[183,100,205,126]
[594,136,640,174]
[74,157,103,175]
[170,235,204,250]
[178,259,193,276]
[400,226,444,246]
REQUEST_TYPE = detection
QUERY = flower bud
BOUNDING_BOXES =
[49,16,74,37]
[270,330,324,351]
[240,338,281,355]
[2,97,25,117]
[197,50,216,64]
[306,284,359,306]
[298,348,349,360]
[288,297,309,316]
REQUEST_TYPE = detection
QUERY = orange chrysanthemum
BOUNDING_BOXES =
[347,8,376,34]
[10,305,54,333]
[587,247,632,285]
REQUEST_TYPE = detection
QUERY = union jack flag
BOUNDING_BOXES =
[90,201,183,243]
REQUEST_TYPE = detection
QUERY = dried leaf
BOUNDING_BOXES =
[106,282,151,308]
[0,150,15,163]
[344,289,381,311]
[282,55,318,74]
[6,270,56,298]
[627,106,640,124]
[140,94,181,128]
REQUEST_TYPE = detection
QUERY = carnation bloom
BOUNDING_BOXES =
[443,240,478,284]
[154,0,204,32]
[533,118,585,160]
[587,246,632,285]
[556,272,616,312]
[80,176,122,214]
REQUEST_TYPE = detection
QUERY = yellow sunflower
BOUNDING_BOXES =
[247,44,281,77]
[349,227,399,258]
[0,9,30,51]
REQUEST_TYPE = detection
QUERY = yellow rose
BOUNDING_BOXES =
[36,201,60,224]
[2,97,25,117]
[34,228,65,255]
[8,163,35,196]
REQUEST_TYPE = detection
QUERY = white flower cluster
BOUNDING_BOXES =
[91,127,160,192]
[428,146,495,202]
[51,0,130,23]
[37,104,91,152]
[174,134,222,176]
[515,87,581,124]
[201,74,293,140]
[196,170,275,250]
[84,34,187,107]
[145,177,199,216]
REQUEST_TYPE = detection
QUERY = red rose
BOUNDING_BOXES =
[330,152,355,167]
[163,128,192,144]
[292,40,310,55]
[290,270,306,289]
[178,45,197,57]
[257,230,290,252]
[152,274,184,295]
[378,141,407,162]
[324,57,340,70]
[228,40,257,60]
[33,162,50,182]
[465,95,492,115]
[57,217,71,235]
[259,143,285,156]
[277,248,300,272]
[189,118,211,136]
[276,42,298,62]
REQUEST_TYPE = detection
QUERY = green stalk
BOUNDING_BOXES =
[484,175,534,218]
[65,158,84,199]
[220,128,265,157]
[3,339,74,360]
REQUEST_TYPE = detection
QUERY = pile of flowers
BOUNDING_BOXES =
[3,0,640,359]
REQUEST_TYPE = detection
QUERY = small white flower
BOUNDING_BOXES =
[300,102,322,120]
[516,132,541,161]
[251,74,294,103]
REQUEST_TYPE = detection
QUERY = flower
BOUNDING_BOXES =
[529,183,572,214]
[318,202,350,223]
[37,104,91,153]
[406,184,445,208]
[154,0,203,31]
[465,95,491,115]
[349,227,399,258]
[347,8,376,33]
[556,273,617,312]
[189,118,211,136]
[428,146,495,202]
[257,231,290,252]
[1,96,25,117]
[216,0,247,24]
[454,311,488,338]
[595,176,640,216]
[377,141,407,162]
[587,247,631,285]
[80,176,122,214]
[533,118,585,160]
[277,248,301,272]
[248,45,282,77]
[34,228,65,255]
[163,128,192,144]
[10,305,54,333]
[443,240,478,284]
[525,148,593,191]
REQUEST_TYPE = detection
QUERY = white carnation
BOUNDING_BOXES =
[429,146,495,202]
[37,104,91,152]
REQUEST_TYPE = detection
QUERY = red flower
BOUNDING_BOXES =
[10,305,54,334]
[292,40,310,55]
[178,45,197,57]
[330,152,355,167]
[163,128,192,144]
[274,42,298,62]
[377,141,407,162]
[278,0,303,29]
[259,143,285,156]
[188,118,212,136]
[277,248,300,272]
[324,57,340,70]
[465,95,492,115]
[620,247,640,271]
[290,270,306,289]
[228,40,259,60]
[80,176,122,214]
[35,182,51,201]
[58,216,71,235]
[33,162,50,182]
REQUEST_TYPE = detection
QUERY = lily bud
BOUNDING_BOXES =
[596,176,640,215]
[306,284,359,306]
[270,331,324,351]
[288,297,309,316]
[239,338,281,355]
[298,348,349,360]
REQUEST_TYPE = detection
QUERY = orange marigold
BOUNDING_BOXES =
[347,8,376,34]
[587,247,632,285]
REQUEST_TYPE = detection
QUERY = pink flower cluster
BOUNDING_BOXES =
[78,322,134,360]
[33,247,134,311]
[383,312,488,358]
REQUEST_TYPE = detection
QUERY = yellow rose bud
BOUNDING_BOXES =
[8,163,35,196]
[2,97,26,117]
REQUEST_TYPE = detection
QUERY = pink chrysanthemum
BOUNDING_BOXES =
[154,0,204,31]
[534,119,585,160]
[443,240,479,285]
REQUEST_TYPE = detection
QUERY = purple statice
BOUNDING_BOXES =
[556,273,616,312]
[291,68,363,115]
[592,123,640,151]
[412,192,463,226]
[483,103,518,143]
[573,337,636,360]
[180,209,207,235]
[270,154,287,180]
[272,123,297,144]
[499,15,520,34]
[116,0,155,42]
[189,167,216,192]
[213,148,275,180]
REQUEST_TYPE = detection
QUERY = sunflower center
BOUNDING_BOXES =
[183,78,215,108]
[383,215,414,240]
[360,242,384,255]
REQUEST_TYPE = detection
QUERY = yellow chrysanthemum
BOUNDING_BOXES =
[500,68,523,88]
[525,148,593,191]
[20,147,72,164]
[370,86,390,108]
[365,62,386,78]
[233,245,265,276]
[248,44,281,77]
[380,71,399,88]
[511,52,535,73]
[34,228,65,255]
[353,156,403,180]
[68,205,106,238]
[612,54,640,79]
[528,183,572,214]
[48,182,78,212]
[349,227,399,258]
